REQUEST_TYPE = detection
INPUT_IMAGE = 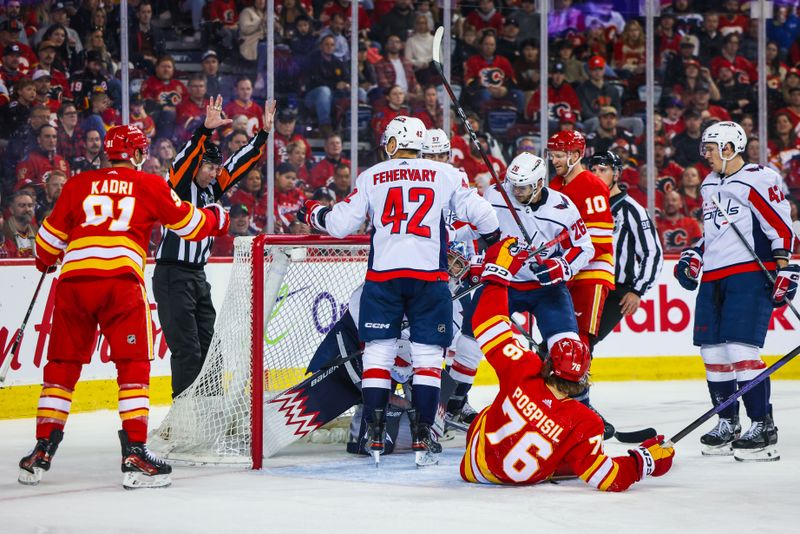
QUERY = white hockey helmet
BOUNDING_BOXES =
[423,128,451,155]
[506,152,548,191]
[701,121,747,158]
[383,116,426,156]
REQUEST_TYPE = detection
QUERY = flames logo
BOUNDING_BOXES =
[479,68,505,87]
[663,228,690,251]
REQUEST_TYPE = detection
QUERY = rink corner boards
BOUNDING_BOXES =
[2,356,800,420]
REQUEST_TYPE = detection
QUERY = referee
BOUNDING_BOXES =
[154,96,276,397]
[587,151,664,352]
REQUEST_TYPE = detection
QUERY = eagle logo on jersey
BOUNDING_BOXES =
[479,67,506,87]
[554,198,569,210]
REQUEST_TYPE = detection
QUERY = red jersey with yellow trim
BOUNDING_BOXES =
[223,99,264,136]
[656,214,703,254]
[140,77,188,108]
[460,282,643,491]
[464,54,517,88]
[35,167,223,283]
[549,170,615,289]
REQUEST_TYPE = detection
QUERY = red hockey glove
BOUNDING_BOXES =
[531,256,572,286]
[298,200,330,232]
[35,256,57,274]
[629,435,674,480]
[468,253,485,286]
[772,264,800,307]
[674,247,703,291]
[481,237,530,286]
[205,203,230,236]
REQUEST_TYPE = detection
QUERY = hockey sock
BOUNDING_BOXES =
[412,367,442,425]
[116,360,151,443]
[362,385,391,423]
[36,360,82,440]
[446,375,472,414]
[739,378,770,422]
[361,339,397,423]
[706,380,739,419]
[727,342,768,421]
[701,344,739,419]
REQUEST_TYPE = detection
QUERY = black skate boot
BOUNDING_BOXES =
[732,415,779,462]
[411,412,442,467]
[366,408,386,467]
[119,430,172,489]
[18,429,63,486]
[584,403,615,440]
[700,415,741,456]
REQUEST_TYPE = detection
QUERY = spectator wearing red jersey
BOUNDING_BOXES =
[321,0,370,36]
[32,40,71,100]
[412,84,443,129]
[211,204,253,256]
[466,0,504,34]
[129,97,155,140]
[375,34,421,103]
[273,108,311,163]
[329,163,351,202]
[656,190,702,254]
[34,169,67,223]
[2,190,37,257]
[711,33,756,83]
[671,108,705,168]
[56,102,84,167]
[768,111,800,173]
[31,69,61,113]
[274,162,305,231]
[141,55,188,141]
[655,13,682,69]
[613,20,646,77]
[207,0,239,53]
[16,124,70,190]
[0,42,29,87]
[455,132,506,188]
[176,74,208,142]
[662,97,685,140]
[718,0,749,35]
[678,165,703,222]
[309,133,350,190]
[223,77,264,137]
[286,140,312,186]
[128,1,165,72]
[776,86,800,132]
[526,61,581,123]
[228,168,268,231]
[371,85,409,144]
[653,136,684,191]
[688,83,731,122]
[0,204,19,258]
[464,32,524,113]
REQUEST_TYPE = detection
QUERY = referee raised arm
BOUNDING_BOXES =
[588,151,663,352]
[153,95,276,397]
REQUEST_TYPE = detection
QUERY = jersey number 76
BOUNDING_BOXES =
[381,186,434,238]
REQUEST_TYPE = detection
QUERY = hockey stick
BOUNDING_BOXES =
[665,341,800,447]
[450,230,570,301]
[0,270,49,383]
[710,195,800,322]
[432,26,533,247]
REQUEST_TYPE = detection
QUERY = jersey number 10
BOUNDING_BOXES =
[381,186,434,238]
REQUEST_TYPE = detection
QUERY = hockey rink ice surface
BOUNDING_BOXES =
[1,381,799,533]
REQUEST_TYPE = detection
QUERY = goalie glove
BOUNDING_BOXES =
[629,435,674,480]
[205,204,230,236]
[531,256,572,286]
[674,247,703,291]
[481,237,530,286]
[298,200,331,232]
[772,264,800,307]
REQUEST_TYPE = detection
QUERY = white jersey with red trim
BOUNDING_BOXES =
[323,158,499,282]
[482,183,595,288]
[699,163,794,281]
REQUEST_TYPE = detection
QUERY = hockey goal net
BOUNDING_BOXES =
[150,234,370,468]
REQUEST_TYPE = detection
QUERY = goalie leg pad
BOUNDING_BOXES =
[306,310,360,373]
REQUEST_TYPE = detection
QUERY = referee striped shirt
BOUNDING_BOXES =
[156,125,267,267]
[610,190,663,296]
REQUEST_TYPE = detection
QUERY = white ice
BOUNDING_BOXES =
[2,381,799,533]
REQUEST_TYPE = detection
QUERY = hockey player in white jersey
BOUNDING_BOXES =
[674,121,797,461]
[300,116,500,466]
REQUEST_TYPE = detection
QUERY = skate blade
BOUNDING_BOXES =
[122,472,172,489]
[18,467,43,486]
[733,445,780,462]
[371,450,381,467]
[415,451,440,468]
[701,443,734,456]
[440,429,457,442]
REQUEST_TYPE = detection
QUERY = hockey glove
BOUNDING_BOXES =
[531,257,572,286]
[35,256,57,274]
[205,204,230,236]
[674,247,703,291]
[772,264,800,307]
[629,435,674,480]
[468,253,485,286]
[298,200,331,233]
[481,237,530,286]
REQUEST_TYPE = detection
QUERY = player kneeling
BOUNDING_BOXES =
[460,238,675,491]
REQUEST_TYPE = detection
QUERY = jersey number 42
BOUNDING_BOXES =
[381,186,434,238]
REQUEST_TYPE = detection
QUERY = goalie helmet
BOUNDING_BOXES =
[700,121,747,158]
[547,130,586,156]
[104,124,149,163]
[383,116,426,156]
[422,128,450,155]
[549,337,591,383]
[447,241,470,283]
[505,152,547,191]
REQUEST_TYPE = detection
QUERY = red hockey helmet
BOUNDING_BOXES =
[104,124,149,162]
[547,130,586,157]
[549,337,590,382]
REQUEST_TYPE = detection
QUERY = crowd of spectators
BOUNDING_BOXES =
[1,0,800,260]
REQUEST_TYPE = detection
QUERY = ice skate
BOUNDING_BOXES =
[366,408,386,467]
[411,413,442,467]
[700,416,741,456]
[119,430,173,489]
[18,429,63,486]
[732,415,779,462]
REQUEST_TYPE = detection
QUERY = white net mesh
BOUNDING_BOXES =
[149,236,369,464]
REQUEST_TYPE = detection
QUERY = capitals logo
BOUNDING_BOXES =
[703,198,739,230]
[479,67,506,87]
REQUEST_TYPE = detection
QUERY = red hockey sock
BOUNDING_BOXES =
[36,360,82,439]
[116,360,150,443]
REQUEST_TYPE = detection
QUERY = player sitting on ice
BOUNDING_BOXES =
[461,237,675,490]
[674,121,797,461]
[300,115,499,467]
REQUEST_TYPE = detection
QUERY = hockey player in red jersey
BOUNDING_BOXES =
[461,237,675,490]
[19,125,230,489]
[547,130,616,436]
